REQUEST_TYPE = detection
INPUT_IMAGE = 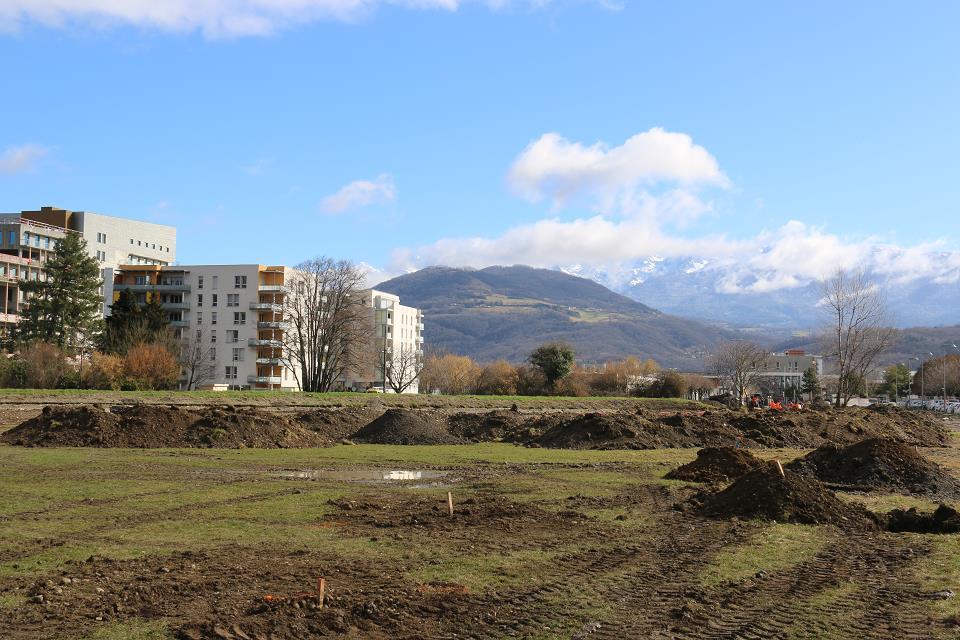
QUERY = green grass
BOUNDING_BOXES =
[699,523,830,587]
[913,534,960,631]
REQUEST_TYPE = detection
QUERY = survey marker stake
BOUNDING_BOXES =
[775,459,785,478]
[317,577,326,607]
[447,491,454,517]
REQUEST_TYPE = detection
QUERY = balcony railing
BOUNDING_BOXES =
[255,357,283,365]
[161,302,190,310]
[248,338,282,348]
[115,283,191,292]
[257,321,288,329]
[248,375,282,384]
[249,302,282,312]
[257,285,288,293]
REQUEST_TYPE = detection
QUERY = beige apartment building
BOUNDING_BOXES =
[0,206,176,336]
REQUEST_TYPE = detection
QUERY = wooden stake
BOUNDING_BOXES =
[447,491,454,517]
[317,577,326,607]
[775,459,785,478]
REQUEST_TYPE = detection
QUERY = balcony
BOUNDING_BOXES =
[256,357,283,365]
[161,302,190,310]
[417,323,425,330]
[117,283,191,292]
[248,338,282,348]
[257,321,288,329]
[258,285,288,293]
[249,302,282,312]
[248,375,282,385]
[169,320,190,328]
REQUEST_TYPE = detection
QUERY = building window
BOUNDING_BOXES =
[198,276,203,289]
[209,347,216,362]
[211,312,217,325]
[197,294,203,307]
[232,348,244,362]
[210,331,217,344]
[8,231,14,246]
[225,366,237,380]
[235,275,247,289]
[227,330,239,343]
[212,294,218,307]
[34,235,40,247]
[130,238,133,244]
[227,294,239,307]
[212,276,218,290]
[103,233,107,243]
[197,312,202,324]
[233,312,246,325]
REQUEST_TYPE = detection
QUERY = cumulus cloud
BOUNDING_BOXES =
[0,144,47,175]
[320,173,396,214]
[0,0,566,37]
[507,128,729,210]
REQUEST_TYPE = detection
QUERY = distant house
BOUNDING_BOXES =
[754,349,823,394]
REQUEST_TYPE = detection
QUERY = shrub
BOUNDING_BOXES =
[529,342,575,389]
[20,342,70,389]
[515,364,547,396]
[86,353,126,390]
[123,342,180,390]
[475,360,518,395]
[420,353,481,395]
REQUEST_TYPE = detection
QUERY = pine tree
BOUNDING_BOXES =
[101,288,172,354]
[17,233,103,352]
[800,365,821,400]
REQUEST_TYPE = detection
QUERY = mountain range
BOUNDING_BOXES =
[375,265,736,369]
[561,257,960,333]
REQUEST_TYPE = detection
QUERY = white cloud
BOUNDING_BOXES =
[507,128,729,210]
[0,144,47,174]
[320,173,396,214]
[0,0,573,37]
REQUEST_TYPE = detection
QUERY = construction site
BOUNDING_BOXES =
[0,391,958,639]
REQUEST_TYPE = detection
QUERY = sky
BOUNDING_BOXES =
[1,1,959,292]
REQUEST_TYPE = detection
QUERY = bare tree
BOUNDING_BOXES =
[385,343,424,393]
[180,326,216,390]
[708,340,767,401]
[820,268,896,407]
[420,352,481,395]
[282,258,372,393]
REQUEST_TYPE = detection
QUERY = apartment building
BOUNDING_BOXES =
[755,349,824,392]
[340,290,425,394]
[107,264,294,391]
[0,206,177,334]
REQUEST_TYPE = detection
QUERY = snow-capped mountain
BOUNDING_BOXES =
[561,257,960,332]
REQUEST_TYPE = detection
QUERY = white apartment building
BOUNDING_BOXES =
[0,206,176,334]
[340,290,425,394]
[107,264,295,391]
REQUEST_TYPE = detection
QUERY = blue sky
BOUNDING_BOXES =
[1,1,959,290]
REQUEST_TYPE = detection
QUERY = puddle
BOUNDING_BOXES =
[275,468,452,487]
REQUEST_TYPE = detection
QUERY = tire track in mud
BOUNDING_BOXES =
[595,531,936,640]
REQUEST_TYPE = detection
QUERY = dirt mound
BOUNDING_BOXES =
[887,504,960,534]
[189,407,329,448]
[786,438,960,497]
[665,447,766,483]
[297,407,384,441]
[447,409,530,441]
[0,404,328,448]
[350,409,464,445]
[729,406,948,449]
[696,463,880,529]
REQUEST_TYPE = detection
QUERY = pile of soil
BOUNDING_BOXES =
[0,404,328,449]
[729,406,949,448]
[887,504,960,534]
[665,447,766,483]
[695,463,880,529]
[787,438,960,497]
[447,409,529,441]
[297,407,385,441]
[188,407,329,448]
[350,409,465,445]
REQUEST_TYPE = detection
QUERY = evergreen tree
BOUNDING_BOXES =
[101,288,171,354]
[800,365,821,400]
[17,233,103,352]
[529,342,575,389]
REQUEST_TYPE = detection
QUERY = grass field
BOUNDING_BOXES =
[2,441,959,639]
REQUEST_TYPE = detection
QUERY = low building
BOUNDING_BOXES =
[107,264,293,391]
[753,349,823,395]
